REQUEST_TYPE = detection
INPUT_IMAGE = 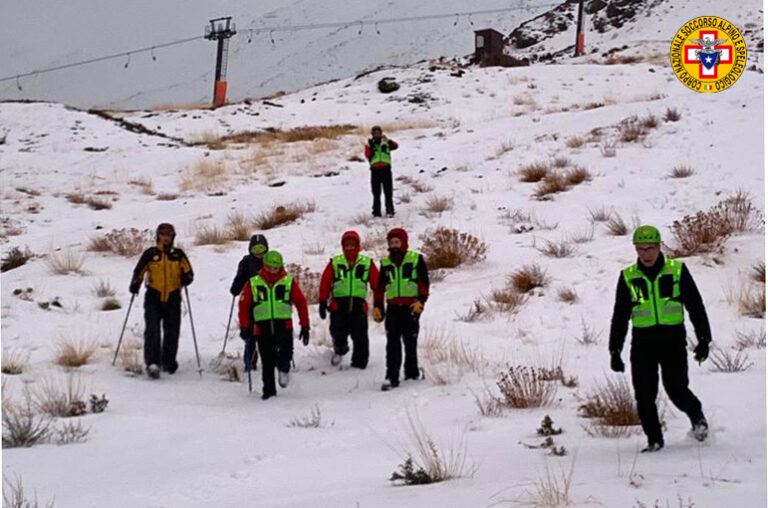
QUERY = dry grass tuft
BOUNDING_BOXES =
[510,264,548,293]
[663,107,681,122]
[565,166,592,185]
[100,297,122,311]
[640,114,659,129]
[457,299,490,322]
[751,261,765,284]
[737,284,765,318]
[53,337,97,368]
[551,157,571,169]
[512,461,575,507]
[670,192,764,257]
[419,328,490,380]
[195,224,229,246]
[351,212,373,227]
[179,159,227,193]
[88,228,152,257]
[605,214,628,236]
[48,250,86,275]
[92,279,116,297]
[565,136,585,149]
[534,173,569,200]
[253,201,316,230]
[119,345,144,376]
[497,365,558,408]
[536,240,575,258]
[578,376,640,427]
[588,207,612,223]
[2,474,56,506]
[669,165,695,178]
[128,177,155,195]
[1,348,30,375]
[32,374,86,418]
[1,246,34,273]
[285,264,320,305]
[489,287,528,314]
[86,196,113,210]
[708,346,753,373]
[287,404,324,428]
[557,288,578,304]
[422,194,454,214]
[575,318,602,345]
[517,162,550,183]
[156,193,178,201]
[225,211,251,241]
[735,329,766,350]
[2,395,52,449]
[220,124,359,145]
[420,228,488,270]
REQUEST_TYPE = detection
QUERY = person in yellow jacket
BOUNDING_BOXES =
[129,223,194,379]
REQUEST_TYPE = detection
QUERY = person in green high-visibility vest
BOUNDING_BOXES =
[238,250,310,400]
[318,230,381,369]
[364,125,399,218]
[373,228,430,391]
[609,225,712,452]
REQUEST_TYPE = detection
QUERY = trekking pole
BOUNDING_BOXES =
[183,286,203,377]
[112,294,136,366]
[221,295,236,356]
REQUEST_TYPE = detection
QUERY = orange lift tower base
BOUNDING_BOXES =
[205,17,236,108]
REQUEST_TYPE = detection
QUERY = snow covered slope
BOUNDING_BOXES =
[1,51,765,507]
[0,0,555,109]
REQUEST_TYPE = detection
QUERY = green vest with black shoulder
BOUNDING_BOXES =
[622,258,684,328]
[249,274,293,322]
[370,140,392,166]
[381,250,420,299]
[331,254,372,299]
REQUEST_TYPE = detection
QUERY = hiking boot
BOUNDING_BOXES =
[331,354,343,366]
[261,391,276,400]
[147,364,160,380]
[404,368,424,381]
[278,370,290,388]
[162,362,178,374]
[692,418,709,442]
[381,379,399,391]
[641,441,664,453]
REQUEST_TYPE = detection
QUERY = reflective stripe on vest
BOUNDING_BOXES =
[381,250,420,299]
[622,259,683,328]
[250,275,293,322]
[331,254,371,299]
[370,141,392,166]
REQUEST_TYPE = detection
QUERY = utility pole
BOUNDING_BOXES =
[205,17,237,108]
[574,0,586,57]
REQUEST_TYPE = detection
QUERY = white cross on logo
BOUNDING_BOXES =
[686,33,732,78]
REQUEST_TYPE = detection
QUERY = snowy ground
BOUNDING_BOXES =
[1,33,766,508]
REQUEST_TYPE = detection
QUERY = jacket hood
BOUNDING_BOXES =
[386,228,409,250]
[249,234,269,251]
[258,266,288,285]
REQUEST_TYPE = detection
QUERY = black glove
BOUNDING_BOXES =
[693,341,710,363]
[610,351,625,373]
[181,271,193,286]
[299,327,310,346]
[129,280,141,295]
[239,329,251,342]
[319,301,327,320]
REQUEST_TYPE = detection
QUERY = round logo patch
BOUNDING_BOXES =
[670,17,747,93]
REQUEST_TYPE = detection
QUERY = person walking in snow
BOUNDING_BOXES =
[238,250,310,400]
[373,228,429,391]
[609,225,711,452]
[318,230,380,369]
[230,234,269,372]
[129,223,194,379]
[365,125,398,218]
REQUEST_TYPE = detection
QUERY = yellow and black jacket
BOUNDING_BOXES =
[131,243,194,302]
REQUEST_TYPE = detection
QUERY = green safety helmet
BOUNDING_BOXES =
[263,250,284,268]
[632,225,661,245]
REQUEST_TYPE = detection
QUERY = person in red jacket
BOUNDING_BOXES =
[364,125,399,218]
[239,250,310,400]
[373,228,429,391]
[318,230,380,369]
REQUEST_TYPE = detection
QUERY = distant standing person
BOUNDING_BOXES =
[609,225,711,452]
[373,228,429,391]
[129,223,194,379]
[238,250,310,400]
[365,125,398,218]
[230,234,269,372]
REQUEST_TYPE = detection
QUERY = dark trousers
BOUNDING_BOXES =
[370,167,394,216]
[384,305,420,382]
[256,321,294,396]
[144,290,181,370]
[630,338,704,443]
[330,311,369,368]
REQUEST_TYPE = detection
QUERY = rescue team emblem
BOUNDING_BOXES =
[670,17,747,93]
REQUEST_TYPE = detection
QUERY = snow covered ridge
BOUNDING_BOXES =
[0,56,765,507]
[505,0,763,70]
